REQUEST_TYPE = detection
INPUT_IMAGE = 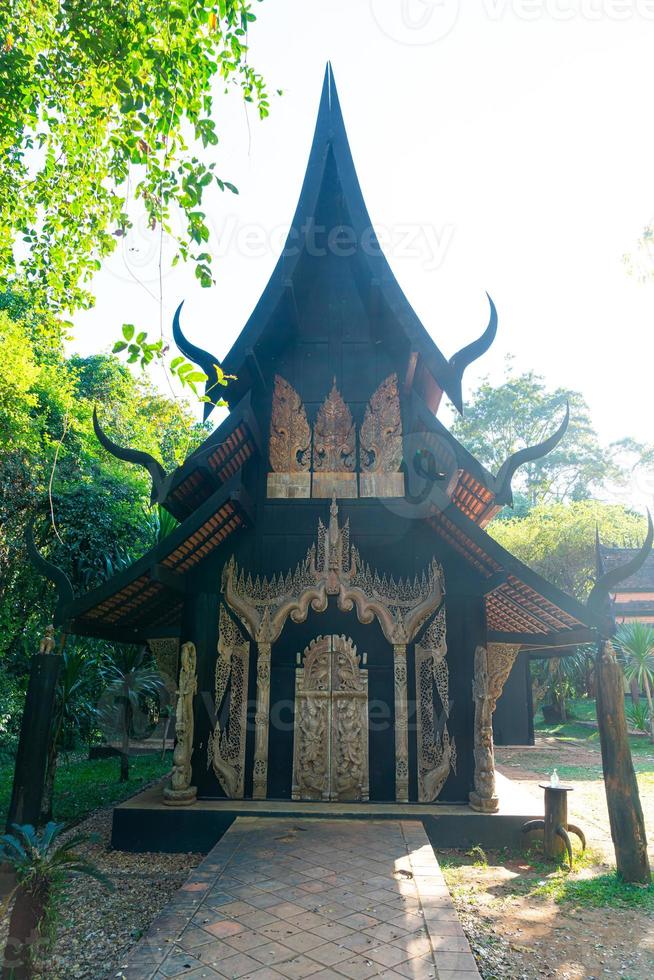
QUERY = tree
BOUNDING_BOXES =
[97,645,167,781]
[40,642,101,824]
[0,1,269,325]
[452,360,620,508]
[488,500,647,600]
[615,622,654,742]
[0,297,206,671]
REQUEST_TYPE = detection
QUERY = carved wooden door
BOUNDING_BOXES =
[291,635,369,802]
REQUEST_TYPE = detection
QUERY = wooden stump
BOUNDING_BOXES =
[596,641,650,883]
[542,785,570,859]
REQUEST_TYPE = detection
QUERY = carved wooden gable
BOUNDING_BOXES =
[266,373,405,499]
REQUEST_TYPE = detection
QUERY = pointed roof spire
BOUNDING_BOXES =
[215,63,496,414]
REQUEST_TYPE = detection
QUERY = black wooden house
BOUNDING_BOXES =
[51,66,602,822]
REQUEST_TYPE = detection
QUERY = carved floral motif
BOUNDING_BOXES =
[415,605,456,802]
[469,642,520,812]
[313,380,356,472]
[207,606,249,799]
[222,498,443,803]
[164,641,197,806]
[269,375,311,472]
[360,373,403,473]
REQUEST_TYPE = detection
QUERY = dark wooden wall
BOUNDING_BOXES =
[493,653,534,746]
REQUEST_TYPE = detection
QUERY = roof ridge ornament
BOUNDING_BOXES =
[172,301,224,422]
[93,407,167,505]
[448,293,498,413]
[25,523,74,624]
[492,402,570,507]
[588,510,654,636]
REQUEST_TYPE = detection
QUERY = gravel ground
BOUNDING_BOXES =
[0,804,203,980]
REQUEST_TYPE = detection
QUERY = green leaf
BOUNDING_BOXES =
[122,324,135,342]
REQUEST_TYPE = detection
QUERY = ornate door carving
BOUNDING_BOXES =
[292,635,369,802]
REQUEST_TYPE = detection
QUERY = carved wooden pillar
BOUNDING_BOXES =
[393,643,409,803]
[252,641,272,799]
[470,642,521,813]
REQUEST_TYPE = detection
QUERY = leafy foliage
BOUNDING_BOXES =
[453,359,622,507]
[489,500,647,599]
[615,622,654,741]
[0,295,207,680]
[0,821,112,975]
[97,645,169,780]
[0,1,269,319]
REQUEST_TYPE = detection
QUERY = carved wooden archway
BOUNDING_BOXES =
[221,497,444,801]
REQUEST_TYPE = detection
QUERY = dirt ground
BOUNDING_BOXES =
[438,734,654,980]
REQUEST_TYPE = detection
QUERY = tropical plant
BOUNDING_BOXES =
[97,646,168,781]
[615,622,654,742]
[532,650,592,723]
[40,642,102,824]
[627,700,652,736]
[0,822,111,979]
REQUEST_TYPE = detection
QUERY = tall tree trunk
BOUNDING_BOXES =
[119,724,129,782]
[119,702,131,782]
[39,706,63,826]
[2,883,49,979]
[595,641,650,883]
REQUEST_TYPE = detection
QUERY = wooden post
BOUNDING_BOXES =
[595,640,650,883]
[542,786,569,859]
[6,627,62,831]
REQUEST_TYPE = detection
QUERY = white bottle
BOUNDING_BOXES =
[551,769,560,788]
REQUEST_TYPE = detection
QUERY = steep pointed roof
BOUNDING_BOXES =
[175,63,496,416]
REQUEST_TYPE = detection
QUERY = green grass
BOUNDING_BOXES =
[440,846,654,912]
[532,870,654,911]
[533,712,654,777]
[0,750,172,827]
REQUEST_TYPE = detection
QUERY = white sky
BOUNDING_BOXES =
[71,0,654,506]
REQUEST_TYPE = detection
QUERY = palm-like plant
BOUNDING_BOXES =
[615,622,654,742]
[41,642,101,824]
[98,645,167,781]
[0,822,112,979]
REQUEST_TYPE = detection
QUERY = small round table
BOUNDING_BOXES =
[521,784,586,867]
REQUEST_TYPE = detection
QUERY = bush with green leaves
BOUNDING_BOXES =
[0,822,111,978]
[615,622,654,742]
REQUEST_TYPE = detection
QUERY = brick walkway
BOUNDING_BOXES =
[119,818,480,980]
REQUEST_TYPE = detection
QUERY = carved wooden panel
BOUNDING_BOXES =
[267,374,311,498]
[415,605,456,802]
[360,373,405,498]
[208,605,250,799]
[312,381,357,498]
[292,634,369,802]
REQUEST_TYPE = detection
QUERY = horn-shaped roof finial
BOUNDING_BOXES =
[587,511,654,635]
[448,294,498,413]
[172,302,224,422]
[25,523,74,623]
[93,407,166,505]
[493,402,570,507]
